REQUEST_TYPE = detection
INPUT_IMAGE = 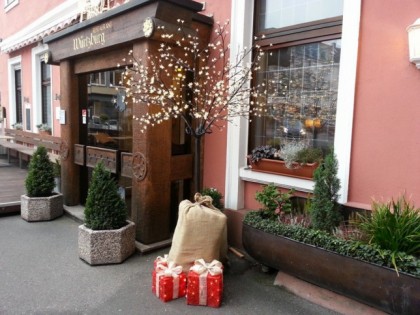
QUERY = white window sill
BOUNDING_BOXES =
[239,167,315,193]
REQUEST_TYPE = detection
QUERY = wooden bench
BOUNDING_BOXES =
[0,128,61,167]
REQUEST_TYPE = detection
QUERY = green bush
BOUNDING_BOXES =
[244,211,420,277]
[201,187,224,209]
[358,195,420,271]
[84,162,127,230]
[310,150,342,232]
[255,183,294,219]
[25,146,55,197]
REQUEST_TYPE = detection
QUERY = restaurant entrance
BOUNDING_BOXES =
[43,0,213,244]
[79,69,133,216]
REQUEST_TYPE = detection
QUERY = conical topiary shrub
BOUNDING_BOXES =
[84,161,127,230]
[21,146,63,221]
[25,146,55,197]
[310,149,342,233]
[79,162,135,265]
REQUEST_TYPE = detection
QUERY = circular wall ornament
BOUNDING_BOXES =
[143,17,154,38]
[132,152,147,181]
[43,51,52,64]
[60,140,69,160]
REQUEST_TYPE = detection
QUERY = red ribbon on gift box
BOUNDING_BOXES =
[187,259,223,308]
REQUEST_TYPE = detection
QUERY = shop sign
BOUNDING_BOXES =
[73,22,112,51]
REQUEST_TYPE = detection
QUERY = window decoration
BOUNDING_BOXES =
[250,0,343,156]
[250,40,341,151]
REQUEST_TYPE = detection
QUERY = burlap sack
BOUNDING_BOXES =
[168,193,228,271]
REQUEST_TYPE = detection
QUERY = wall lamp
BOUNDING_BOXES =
[407,19,420,68]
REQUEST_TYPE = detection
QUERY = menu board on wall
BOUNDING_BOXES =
[26,108,31,130]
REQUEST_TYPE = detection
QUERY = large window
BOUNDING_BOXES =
[249,0,343,153]
[8,56,22,127]
[14,68,22,124]
[256,0,343,32]
[225,0,360,208]
[41,61,51,126]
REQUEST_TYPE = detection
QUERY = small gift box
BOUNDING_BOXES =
[186,259,223,308]
[152,261,187,302]
[154,254,170,269]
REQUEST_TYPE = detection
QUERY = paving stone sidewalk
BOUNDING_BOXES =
[0,214,338,315]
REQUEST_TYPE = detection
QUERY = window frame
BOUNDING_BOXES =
[7,55,22,127]
[254,0,344,35]
[249,19,343,154]
[4,0,19,12]
[40,60,51,126]
[224,0,361,209]
[32,44,53,133]
[14,68,23,123]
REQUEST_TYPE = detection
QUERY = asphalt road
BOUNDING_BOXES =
[0,214,338,315]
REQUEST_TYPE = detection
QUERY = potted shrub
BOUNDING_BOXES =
[242,152,420,314]
[21,146,63,221]
[247,143,322,179]
[12,122,23,130]
[254,183,294,220]
[36,123,51,135]
[309,149,342,232]
[78,162,135,265]
[201,187,224,209]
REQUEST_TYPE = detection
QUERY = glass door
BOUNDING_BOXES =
[80,69,133,216]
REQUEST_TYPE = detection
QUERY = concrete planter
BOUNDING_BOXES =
[78,221,136,265]
[243,223,420,315]
[21,193,63,221]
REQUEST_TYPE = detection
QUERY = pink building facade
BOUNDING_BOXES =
[1,0,420,245]
[202,0,420,214]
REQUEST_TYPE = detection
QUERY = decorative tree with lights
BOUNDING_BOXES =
[119,20,268,192]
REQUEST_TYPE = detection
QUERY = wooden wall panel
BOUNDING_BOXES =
[86,146,117,173]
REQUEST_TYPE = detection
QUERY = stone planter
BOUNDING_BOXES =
[248,158,318,179]
[242,223,420,315]
[78,220,136,265]
[21,193,63,221]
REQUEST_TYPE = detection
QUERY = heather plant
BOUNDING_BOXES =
[279,141,307,168]
[248,145,278,164]
[25,146,55,197]
[84,162,127,230]
[310,150,342,232]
